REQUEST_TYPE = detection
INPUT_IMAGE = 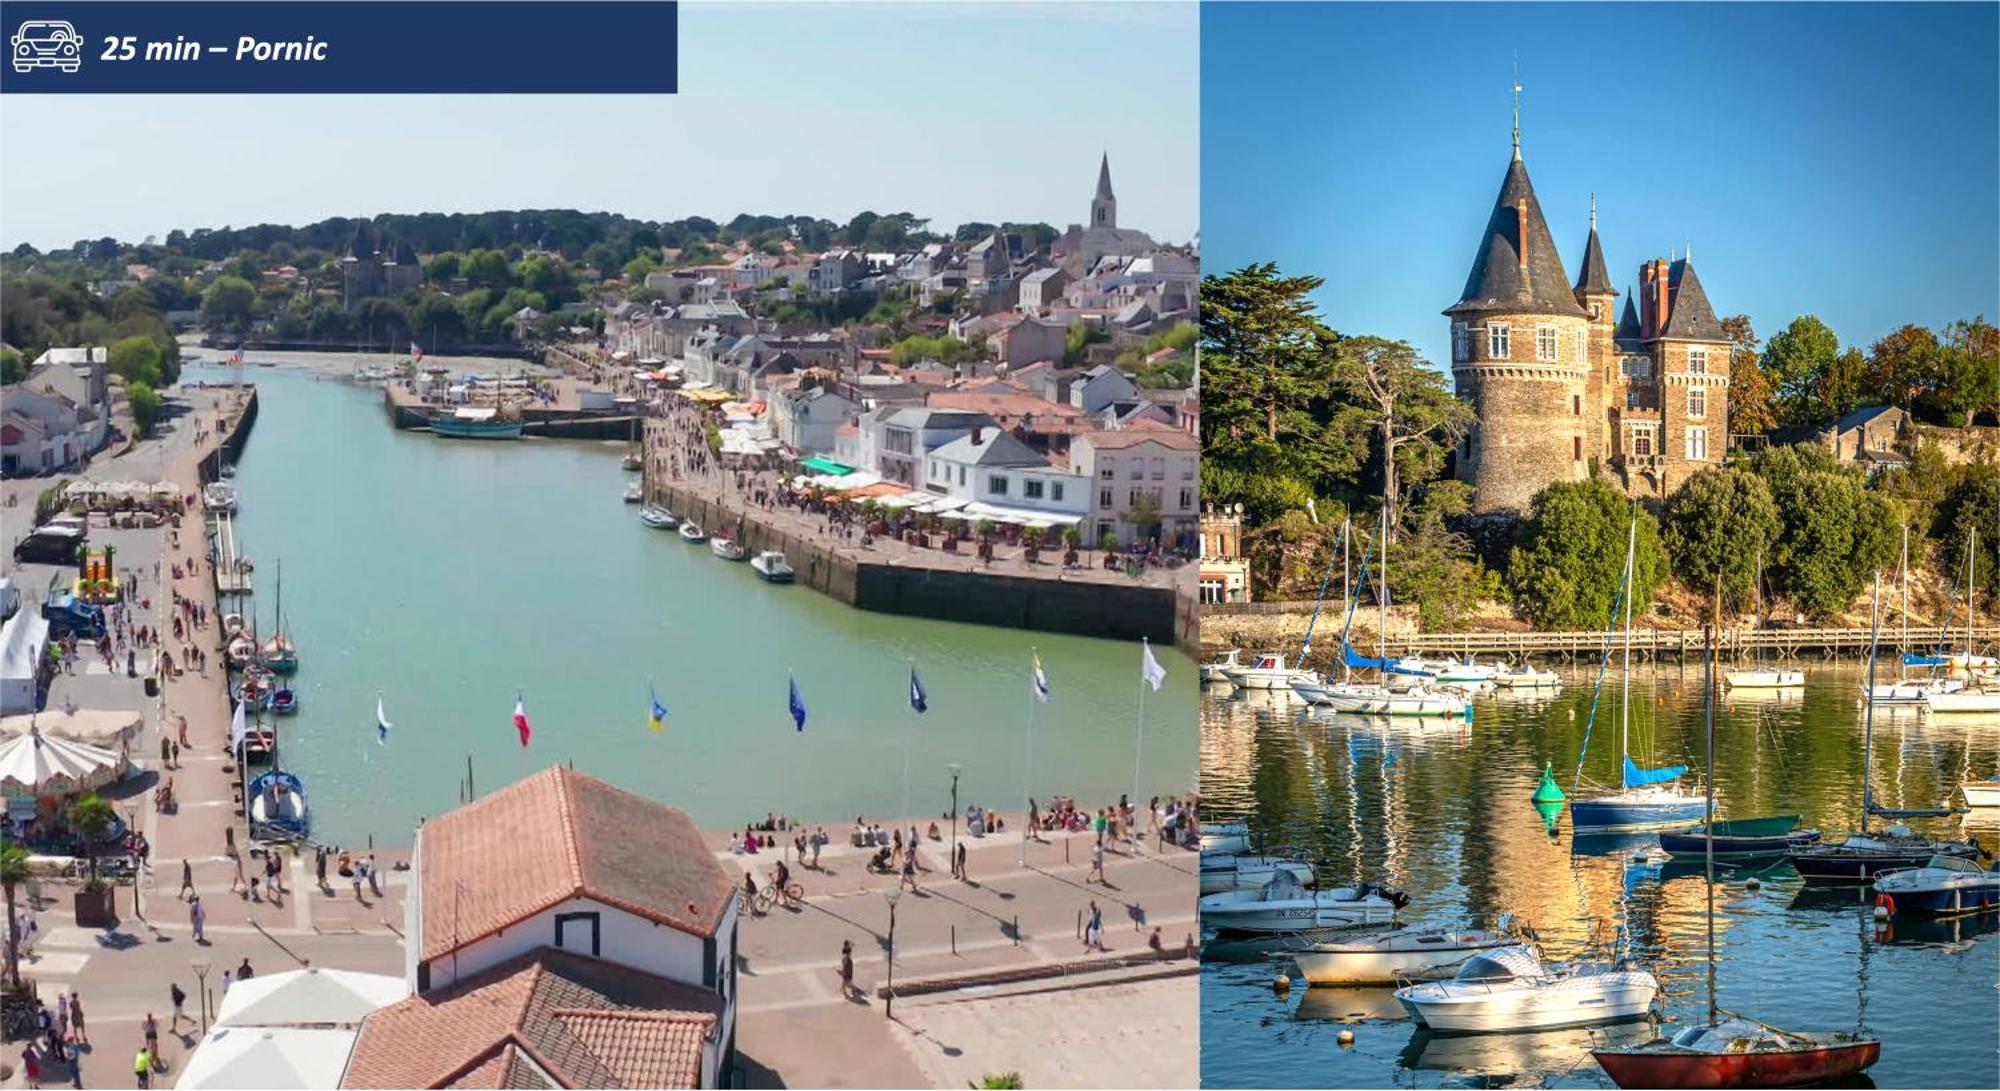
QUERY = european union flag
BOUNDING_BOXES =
[788,675,807,732]
[909,667,929,714]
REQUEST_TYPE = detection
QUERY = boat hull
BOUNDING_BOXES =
[1724,669,1804,689]
[1792,842,1979,883]
[1593,1040,1880,1089]
[1222,668,1309,690]
[1964,782,2000,808]
[1397,972,1657,1033]
[1924,690,2000,714]
[1200,898,1399,935]
[430,417,522,440]
[1292,935,1517,986]
[1571,797,1709,834]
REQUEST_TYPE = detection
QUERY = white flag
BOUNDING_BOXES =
[229,700,248,752]
[1030,650,1051,704]
[1140,638,1166,692]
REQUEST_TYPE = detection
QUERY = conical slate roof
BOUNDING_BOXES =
[1574,226,1614,296]
[1613,292,1642,344]
[1660,260,1728,342]
[1095,153,1115,200]
[1446,158,1586,319]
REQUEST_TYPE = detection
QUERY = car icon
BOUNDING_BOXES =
[12,19,83,73]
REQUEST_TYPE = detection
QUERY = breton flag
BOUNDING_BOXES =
[909,667,929,714]
[649,682,668,733]
[788,675,808,732]
[1141,638,1167,692]
[1030,650,1051,704]
[409,340,424,363]
[513,692,533,748]
[229,699,248,752]
[376,697,392,746]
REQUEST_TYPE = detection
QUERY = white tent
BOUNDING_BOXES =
[174,1026,358,1089]
[0,612,49,715]
[217,967,407,1028]
[0,727,123,795]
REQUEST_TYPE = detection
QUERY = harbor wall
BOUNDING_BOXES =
[199,385,259,483]
[654,482,1181,645]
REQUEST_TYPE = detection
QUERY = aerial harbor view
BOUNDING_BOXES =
[0,3,1200,1088]
[1197,3,1998,1089]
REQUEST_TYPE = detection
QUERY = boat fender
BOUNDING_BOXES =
[1745,877,1760,891]
[1273,973,1290,994]
[1336,1029,1355,1047]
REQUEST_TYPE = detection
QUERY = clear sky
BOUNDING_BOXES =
[1202,2,2000,366]
[0,1,1197,250]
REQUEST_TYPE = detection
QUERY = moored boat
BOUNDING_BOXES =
[1493,664,1560,688]
[1199,872,1406,935]
[431,406,523,440]
[1963,779,2000,808]
[623,481,643,503]
[1201,649,1244,684]
[1791,828,1982,882]
[247,769,309,837]
[1593,1020,1881,1089]
[710,536,748,561]
[1222,651,1315,691]
[638,505,676,529]
[1198,854,1314,894]
[678,522,707,544]
[1394,945,1658,1033]
[1199,822,1251,854]
[1722,667,1804,689]
[1873,855,2000,915]
[1291,923,1522,986]
[1313,681,1468,717]
[750,550,795,583]
[268,685,299,715]
[203,481,238,513]
[1659,816,1818,860]
[1922,687,2000,714]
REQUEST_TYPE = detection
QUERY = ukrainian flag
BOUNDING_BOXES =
[649,682,668,733]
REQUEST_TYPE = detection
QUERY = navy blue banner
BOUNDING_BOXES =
[1,2,676,93]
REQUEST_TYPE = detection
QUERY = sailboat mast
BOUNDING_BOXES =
[1342,516,1353,684]
[1703,580,1718,1028]
[1900,523,1909,662]
[1967,526,1979,662]
[1377,505,1388,665]
[1620,516,1636,778]
[1862,569,1882,836]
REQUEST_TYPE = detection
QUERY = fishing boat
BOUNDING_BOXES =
[1493,663,1561,688]
[1199,822,1251,854]
[1201,649,1244,684]
[1571,517,1708,834]
[1198,854,1315,894]
[678,522,707,544]
[221,612,246,640]
[750,551,795,583]
[638,505,676,529]
[710,537,748,561]
[1659,816,1819,860]
[623,481,643,503]
[241,726,276,766]
[1963,779,2000,808]
[268,685,298,715]
[1394,945,1658,1034]
[1199,871,1406,935]
[1222,652,1315,691]
[1291,922,1523,986]
[229,675,272,712]
[431,406,523,440]
[247,769,309,837]
[225,635,259,669]
[260,561,298,675]
[1874,855,1999,915]
[203,481,237,513]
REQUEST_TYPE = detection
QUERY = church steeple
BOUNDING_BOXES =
[1091,153,1117,229]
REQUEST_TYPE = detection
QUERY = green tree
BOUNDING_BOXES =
[1930,317,2000,427]
[2,841,28,987]
[68,792,115,886]
[1663,467,1782,615]
[1865,324,1945,409]
[462,248,512,290]
[126,381,163,435]
[1939,472,2000,600]
[1507,475,1667,629]
[108,334,164,386]
[1761,315,1840,427]
[201,275,257,331]
[1818,347,1870,422]
[1333,335,1475,534]
[0,347,22,385]
[1391,481,1502,631]
[622,254,658,285]
[1753,445,1902,619]
[1720,315,1777,435]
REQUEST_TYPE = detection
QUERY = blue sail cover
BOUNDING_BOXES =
[1902,652,1949,667]
[1623,755,1687,788]
[1343,642,1391,671]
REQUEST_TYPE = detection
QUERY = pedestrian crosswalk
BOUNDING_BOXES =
[17,923,94,993]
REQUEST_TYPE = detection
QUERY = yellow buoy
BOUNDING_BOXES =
[1337,1029,1356,1047]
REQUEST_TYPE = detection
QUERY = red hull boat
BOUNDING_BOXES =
[1594,1037,1881,1088]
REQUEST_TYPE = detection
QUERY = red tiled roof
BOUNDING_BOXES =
[345,949,719,1089]
[418,767,733,964]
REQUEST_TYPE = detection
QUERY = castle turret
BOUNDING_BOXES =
[1573,196,1618,479]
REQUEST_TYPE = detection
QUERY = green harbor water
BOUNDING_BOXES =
[190,364,1196,845]
[1200,666,2000,1089]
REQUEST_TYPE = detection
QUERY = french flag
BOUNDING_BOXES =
[513,692,532,748]
[410,340,424,363]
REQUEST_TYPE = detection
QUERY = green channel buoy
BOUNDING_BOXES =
[1532,762,1567,804]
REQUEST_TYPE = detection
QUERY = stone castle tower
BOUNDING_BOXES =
[1446,112,1731,516]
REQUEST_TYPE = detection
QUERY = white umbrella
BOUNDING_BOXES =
[216,967,406,1028]
[174,1027,358,1089]
[0,727,123,795]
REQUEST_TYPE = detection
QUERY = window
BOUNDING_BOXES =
[1627,390,1643,410]
[1099,488,1113,507]
[1536,326,1558,362]
[1589,303,1602,321]
[1129,489,1143,506]
[1051,482,1065,502]
[1622,356,1652,380]
[1573,435,1583,462]
[1571,394,1582,416]
[1576,334,1587,364]
[1151,457,1165,479]
[1488,324,1511,359]
[1632,429,1654,457]
[1179,487,1194,509]
[1452,323,1470,362]
[1688,347,1708,374]
[989,475,1009,496]
[1023,479,1044,500]
[1687,426,1709,460]
[1129,461,1143,480]
[958,466,966,486]
[1099,459,1115,480]
[1688,387,1706,418]
[554,912,602,957]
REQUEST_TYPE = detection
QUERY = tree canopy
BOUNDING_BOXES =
[1508,474,1667,630]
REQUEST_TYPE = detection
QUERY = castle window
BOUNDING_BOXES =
[1572,394,1582,416]
[1575,334,1586,364]
[1633,429,1654,457]
[1622,356,1652,380]
[1488,325,1510,359]
[1573,436,1583,461]
[1626,390,1643,410]
[1687,427,1709,461]
[1536,326,1558,362]
[1452,323,1470,362]
[1589,303,1602,321]
[1688,347,1709,374]
[1688,387,1706,418]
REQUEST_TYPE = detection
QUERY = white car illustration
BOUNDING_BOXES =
[12,19,83,73]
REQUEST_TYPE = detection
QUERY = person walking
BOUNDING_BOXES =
[236,956,253,982]
[954,840,967,882]
[899,847,918,892]
[315,846,328,891]
[179,859,194,901]
[1084,900,1104,952]
[169,983,189,1030]
[837,939,856,1000]
[141,1013,159,1067]
[366,853,382,897]
[189,894,205,943]
[66,991,84,1045]
[1088,839,1106,884]
[133,1045,152,1089]
[21,1043,42,1089]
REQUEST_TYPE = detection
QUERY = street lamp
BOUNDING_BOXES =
[190,957,211,1034]
[945,763,962,875]
[883,886,902,1020]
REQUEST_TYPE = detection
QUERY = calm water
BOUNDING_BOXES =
[189,364,1195,844]
[1199,665,2000,1089]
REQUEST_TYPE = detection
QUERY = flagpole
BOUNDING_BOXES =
[1132,641,1147,854]
[901,659,913,824]
[1022,648,1035,868]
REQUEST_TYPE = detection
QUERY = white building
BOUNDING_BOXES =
[1,386,86,477]
[866,406,996,487]
[1068,428,1200,549]
[770,385,856,455]
[922,427,1088,523]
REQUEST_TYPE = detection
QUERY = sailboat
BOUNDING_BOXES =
[260,560,298,675]
[1792,571,1983,881]
[1922,526,2000,713]
[1302,510,1468,717]
[1570,517,1707,833]
[1593,621,1881,1088]
[1723,552,1802,689]
[1865,524,1966,704]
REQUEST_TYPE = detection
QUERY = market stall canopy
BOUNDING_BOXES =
[799,457,856,476]
[0,708,143,750]
[174,1026,359,1089]
[217,967,407,1028]
[0,726,124,795]
[0,611,50,716]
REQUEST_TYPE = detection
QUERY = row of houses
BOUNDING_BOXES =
[1,347,118,478]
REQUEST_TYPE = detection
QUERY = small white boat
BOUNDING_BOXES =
[1963,780,2000,808]
[638,505,676,529]
[750,551,795,583]
[679,522,707,544]
[225,636,258,668]
[621,452,643,471]
[1200,872,1406,934]
[1199,854,1314,895]
[1199,822,1251,854]
[623,481,643,503]
[1492,665,1561,689]
[1394,945,1659,1033]
[1923,687,2000,714]
[1862,677,1964,704]
[203,481,238,513]
[1394,656,1499,683]
[1201,649,1244,684]
[1306,681,1469,718]
[221,613,246,639]
[1222,652,1316,691]
[1724,667,1805,689]
[1292,923,1522,986]
[710,536,748,561]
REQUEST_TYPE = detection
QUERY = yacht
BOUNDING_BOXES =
[1310,681,1469,717]
[1198,854,1315,895]
[751,551,796,583]
[1200,649,1244,684]
[1395,944,1658,1034]
[1874,855,2000,915]
[678,522,708,544]
[1291,924,1523,986]
[1722,667,1805,689]
[1222,652,1315,691]
[1393,655,1499,683]
[1492,664,1561,688]
[638,505,676,529]
[203,481,238,513]
[1199,872,1406,935]
[1922,687,2000,714]
[1199,823,1251,854]
[710,537,748,561]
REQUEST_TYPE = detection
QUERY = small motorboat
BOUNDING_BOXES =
[1873,855,2000,915]
[221,613,247,640]
[1963,779,2000,808]
[204,481,238,513]
[247,769,309,837]
[1291,922,1523,986]
[678,522,708,544]
[1394,944,1659,1034]
[1923,687,2000,714]
[1493,664,1561,689]
[225,636,259,668]
[710,537,748,561]
[1659,815,1820,860]
[1199,871,1406,935]
[1199,822,1251,854]
[268,686,299,716]
[1201,649,1244,684]
[1304,681,1469,717]
[1221,652,1315,691]
[1199,854,1314,894]
[1723,667,1805,689]
[638,505,676,529]
[621,452,643,471]
[1393,656,1499,683]
[751,551,795,583]
[240,728,277,766]
[623,481,643,503]
[1791,826,1983,883]
[1593,1019,1880,1088]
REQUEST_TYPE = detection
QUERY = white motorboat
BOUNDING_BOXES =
[1394,655,1499,683]
[1222,652,1316,690]
[1199,872,1406,935]
[750,551,795,583]
[1394,945,1659,1033]
[1924,688,2000,714]
[1307,681,1468,718]
[622,481,643,503]
[1199,822,1251,854]
[1201,649,1244,684]
[638,505,676,529]
[221,612,246,639]
[1292,924,1523,986]
[1873,855,2000,914]
[1723,667,1804,689]
[1492,664,1560,689]
[1963,780,2000,808]
[1862,677,1964,704]
[203,481,237,513]
[678,522,708,544]
[1199,854,1315,895]
[710,536,748,561]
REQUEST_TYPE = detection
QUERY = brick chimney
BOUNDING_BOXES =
[1653,258,1671,336]
[1639,262,1657,337]
[971,425,984,445]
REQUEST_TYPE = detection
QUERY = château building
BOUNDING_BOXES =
[341,224,423,306]
[1446,117,1731,516]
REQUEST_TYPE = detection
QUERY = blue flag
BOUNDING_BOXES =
[788,675,807,732]
[909,667,929,713]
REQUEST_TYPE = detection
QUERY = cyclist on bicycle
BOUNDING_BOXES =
[773,861,792,908]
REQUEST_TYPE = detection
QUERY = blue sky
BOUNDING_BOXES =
[1203,2,2000,365]
[1,2,1196,250]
